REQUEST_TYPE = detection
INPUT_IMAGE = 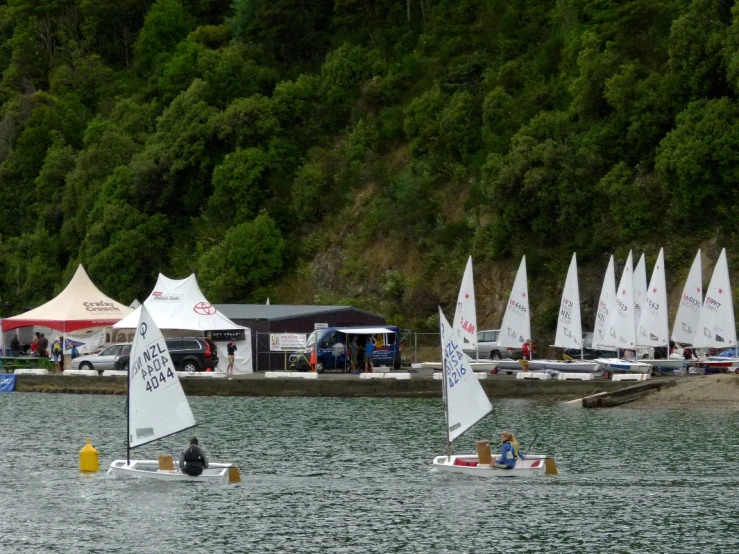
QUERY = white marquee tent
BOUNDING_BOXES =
[114,274,252,373]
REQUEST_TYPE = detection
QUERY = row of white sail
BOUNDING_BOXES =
[452,248,737,355]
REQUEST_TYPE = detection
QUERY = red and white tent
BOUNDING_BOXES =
[1,265,132,333]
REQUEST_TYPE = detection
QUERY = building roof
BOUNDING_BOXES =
[214,304,384,322]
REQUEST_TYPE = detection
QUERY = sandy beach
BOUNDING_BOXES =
[629,374,739,409]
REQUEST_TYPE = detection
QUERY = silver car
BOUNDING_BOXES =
[72,343,132,374]
[463,329,522,360]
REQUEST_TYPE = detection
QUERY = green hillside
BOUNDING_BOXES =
[0,0,737,341]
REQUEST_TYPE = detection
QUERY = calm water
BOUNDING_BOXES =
[0,392,737,553]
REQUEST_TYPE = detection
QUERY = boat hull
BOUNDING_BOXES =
[108,460,241,482]
[421,360,499,372]
[432,454,557,477]
[594,358,652,374]
[639,359,686,370]
[527,360,598,373]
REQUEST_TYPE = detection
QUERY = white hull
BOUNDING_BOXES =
[432,454,557,477]
[421,360,499,372]
[108,460,240,483]
[639,359,686,369]
[594,358,652,374]
[527,360,598,373]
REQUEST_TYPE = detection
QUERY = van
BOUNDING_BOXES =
[288,326,402,372]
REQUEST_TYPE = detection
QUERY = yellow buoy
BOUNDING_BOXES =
[79,439,99,473]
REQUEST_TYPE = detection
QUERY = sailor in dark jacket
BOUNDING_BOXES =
[179,437,209,476]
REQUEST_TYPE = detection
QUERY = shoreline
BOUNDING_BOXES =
[10,373,635,399]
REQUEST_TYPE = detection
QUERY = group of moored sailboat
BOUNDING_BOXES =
[449,248,739,377]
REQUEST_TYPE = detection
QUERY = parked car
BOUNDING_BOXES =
[289,326,402,372]
[114,337,218,372]
[73,343,132,375]
[462,329,523,360]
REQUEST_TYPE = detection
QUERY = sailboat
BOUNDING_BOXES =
[528,254,597,373]
[636,249,685,371]
[496,256,532,373]
[671,249,702,346]
[690,249,738,373]
[108,305,241,482]
[594,251,651,374]
[431,308,557,477]
[592,256,617,351]
[633,253,647,335]
[453,257,498,372]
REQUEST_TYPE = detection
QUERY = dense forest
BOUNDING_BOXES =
[1,0,738,339]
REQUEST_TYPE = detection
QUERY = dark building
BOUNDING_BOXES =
[215,304,387,371]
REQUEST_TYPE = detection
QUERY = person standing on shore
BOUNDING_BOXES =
[51,338,63,372]
[226,340,236,379]
[37,334,49,358]
[349,336,359,374]
[364,336,375,373]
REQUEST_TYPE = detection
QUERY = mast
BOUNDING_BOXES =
[441,340,452,460]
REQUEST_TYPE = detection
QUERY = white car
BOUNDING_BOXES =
[72,343,131,374]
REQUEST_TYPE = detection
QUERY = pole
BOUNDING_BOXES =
[524,433,538,455]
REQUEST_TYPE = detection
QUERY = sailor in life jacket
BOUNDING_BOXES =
[179,437,209,476]
[493,432,526,469]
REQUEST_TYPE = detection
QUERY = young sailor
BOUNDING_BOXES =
[493,432,525,469]
[179,437,209,476]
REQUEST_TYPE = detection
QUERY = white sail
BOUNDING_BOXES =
[605,251,637,350]
[128,305,196,448]
[692,249,737,349]
[672,250,702,344]
[498,256,530,349]
[593,256,616,349]
[633,254,647,327]
[554,253,582,349]
[638,248,669,347]
[452,256,477,349]
[439,308,492,443]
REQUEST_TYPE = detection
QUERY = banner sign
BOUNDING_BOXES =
[65,330,107,355]
[208,329,246,342]
[0,374,16,392]
[314,323,328,330]
[270,333,307,352]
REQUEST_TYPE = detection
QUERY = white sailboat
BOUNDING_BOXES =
[452,257,498,372]
[592,256,616,351]
[497,256,531,372]
[431,308,557,477]
[637,249,685,370]
[528,254,597,373]
[671,249,702,345]
[690,249,739,373]
[108,305,241,482]
[633,253,647,333]
[595,251,651,374]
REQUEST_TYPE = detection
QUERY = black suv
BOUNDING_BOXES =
[114,337,218,372]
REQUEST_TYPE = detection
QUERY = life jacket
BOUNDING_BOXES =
[504,440,520,462]
[183,445,205,476]
[52,342,62,354]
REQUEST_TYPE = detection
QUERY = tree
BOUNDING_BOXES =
[197,214,285,301]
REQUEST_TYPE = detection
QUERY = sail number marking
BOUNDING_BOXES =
[443,341,467,389]
[131,342,176,392]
